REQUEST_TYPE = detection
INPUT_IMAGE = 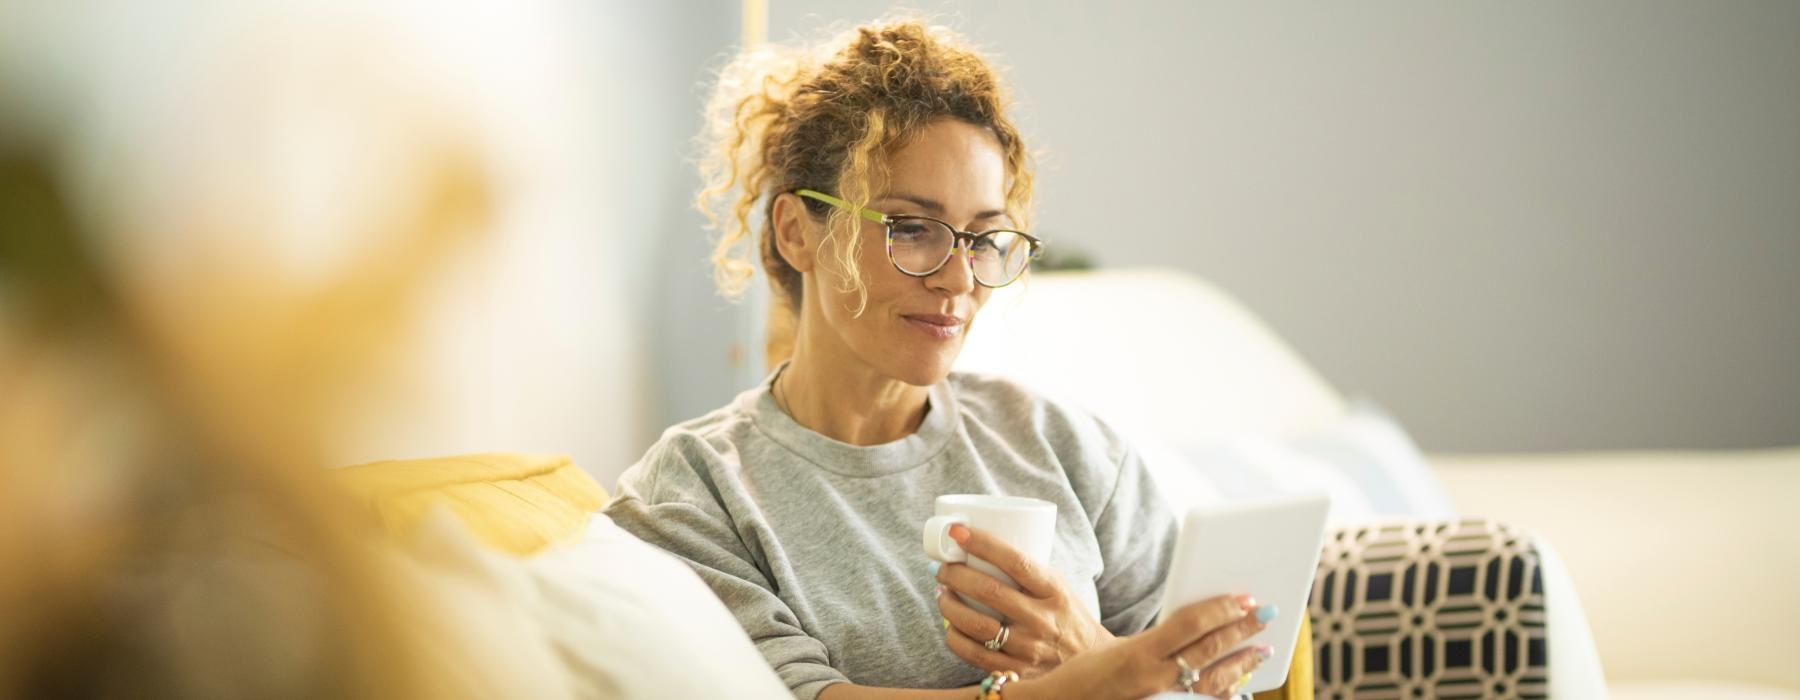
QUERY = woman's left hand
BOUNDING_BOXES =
[934,524,1115,678]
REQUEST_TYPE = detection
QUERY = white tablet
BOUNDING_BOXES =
[1157,491,1331,695]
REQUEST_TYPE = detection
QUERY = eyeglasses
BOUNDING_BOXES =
[795,189,1043,288]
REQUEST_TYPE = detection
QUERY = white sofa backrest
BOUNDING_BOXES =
[957,268,1346,444]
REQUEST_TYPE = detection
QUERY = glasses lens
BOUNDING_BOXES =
[887,218,956,275]
[970,230,1033,286]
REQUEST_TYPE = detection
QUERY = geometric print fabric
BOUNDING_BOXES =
[1310,519,1549,699]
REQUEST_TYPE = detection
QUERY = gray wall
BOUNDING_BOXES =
[596,0,749,478]
[755,1,1800,452]
[633,1,777,452]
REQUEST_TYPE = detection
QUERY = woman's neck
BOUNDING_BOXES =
[778,332,930,447]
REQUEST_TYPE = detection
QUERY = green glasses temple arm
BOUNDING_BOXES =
[795,189,888,224]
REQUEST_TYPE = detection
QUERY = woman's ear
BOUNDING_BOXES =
[770,192,816,274]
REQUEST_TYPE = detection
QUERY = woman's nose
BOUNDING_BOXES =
[926,240,977,293]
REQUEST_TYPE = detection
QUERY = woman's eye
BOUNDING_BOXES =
[890,222,931,240]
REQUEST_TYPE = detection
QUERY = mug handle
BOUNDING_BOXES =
[922,514,970,563]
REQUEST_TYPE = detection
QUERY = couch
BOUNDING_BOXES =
[335,452,1312,699]
[955,267,1800,699]
[333,267,1797,699]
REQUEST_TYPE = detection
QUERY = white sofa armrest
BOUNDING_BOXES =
[1530,533,1610,699]
[1433,449,1800,693]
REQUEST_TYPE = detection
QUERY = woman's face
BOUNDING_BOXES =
[810,118,1010,387]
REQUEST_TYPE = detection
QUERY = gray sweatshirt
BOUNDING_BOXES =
[604,370,1177,699]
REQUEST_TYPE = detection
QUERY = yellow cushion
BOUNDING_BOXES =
[1253,615,1315,700]
[334,452,608,557]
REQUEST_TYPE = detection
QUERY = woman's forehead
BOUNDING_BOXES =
[878,121,1007,213]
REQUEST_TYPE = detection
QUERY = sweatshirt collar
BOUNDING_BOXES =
[747,363,957,477]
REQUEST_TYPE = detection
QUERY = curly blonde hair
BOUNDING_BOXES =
[695,18,1035,322]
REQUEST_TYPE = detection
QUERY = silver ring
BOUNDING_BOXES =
[1174,655,1202,693]
[984,623,1010,652]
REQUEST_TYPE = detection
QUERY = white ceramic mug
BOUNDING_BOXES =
[921,494,1057,621]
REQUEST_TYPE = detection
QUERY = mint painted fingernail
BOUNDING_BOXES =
[928,561,940,575]
[1256,604,1279,624]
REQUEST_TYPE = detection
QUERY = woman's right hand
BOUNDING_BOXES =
[1005,594,1276,700]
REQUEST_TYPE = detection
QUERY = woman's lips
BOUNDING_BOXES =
[902,313,964,340]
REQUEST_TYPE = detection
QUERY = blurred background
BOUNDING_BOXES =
[4,0,1796,486]
[4,2,1797,697]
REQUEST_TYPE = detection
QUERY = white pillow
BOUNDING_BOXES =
[1140,430,1374,525]
[1142,401,1456,526]
[1283,400,1456,520]
[520,514,792,699]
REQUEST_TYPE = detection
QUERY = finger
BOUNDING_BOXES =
[937,561,1037,623]
[948,524,1060,597]
[1174,600,1272,668]
[1141,594,1253,657]
[937,583,1006,644]
[1197,645,1270,698]
[944,616,1026,674]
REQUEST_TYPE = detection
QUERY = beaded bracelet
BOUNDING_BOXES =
[977,670,1019,700]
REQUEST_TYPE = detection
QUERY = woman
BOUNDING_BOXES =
[604,19,1276,700]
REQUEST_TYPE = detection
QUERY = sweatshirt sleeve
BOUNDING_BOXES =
[603,439,849,700]
[1091,440,1179,637]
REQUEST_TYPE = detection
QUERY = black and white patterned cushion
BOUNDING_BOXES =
[1309,519,1550,699]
